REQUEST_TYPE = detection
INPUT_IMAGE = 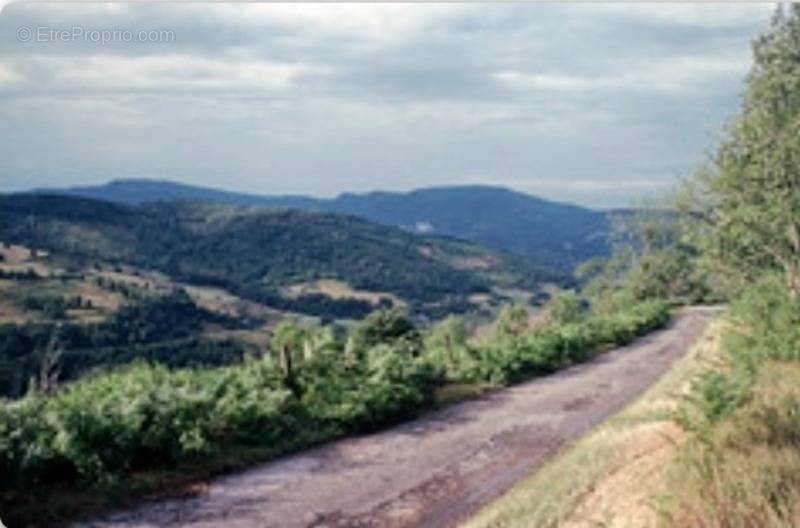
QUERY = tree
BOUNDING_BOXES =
[580,208,708,309]
[270,322,306,397]
[495,305,529,337]
[302,326,339,361]
[691,6,800,297]
[425,315,467,369]
[544,291,584,325]
[348,309,421,356]
[38,325,63,395]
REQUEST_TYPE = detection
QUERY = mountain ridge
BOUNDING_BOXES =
[30,179,612,269]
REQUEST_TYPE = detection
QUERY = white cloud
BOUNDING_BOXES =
[0,2,774,207]
[494,53,751,94]
[200,3,470,43]
[527,178,671,192]
[0,62,21,86]
[579,3,774,29]
[4,54,328,93]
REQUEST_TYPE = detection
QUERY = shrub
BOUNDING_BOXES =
[667,363,800,527]
[682,275,800,427]
[0,359,299,489]
[444,300,669,385]
[543,291,585,325]
[0,299,669,522]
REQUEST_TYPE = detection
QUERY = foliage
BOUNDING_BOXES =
[444,301,668,386]
[660,10,800,526]
[580,209,712,311]
[542,291,584,325]
[667,362,800,528]
[424,315,468,376]
[0,361,297,491]
[0,299,668,525]
[0,291,246,398]
[680,275,800,430]
[348,309,422,357]
[682,5,800,298]
[0,195,563,319]
[494,304,530,338]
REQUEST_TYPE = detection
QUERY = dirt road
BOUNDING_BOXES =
[81,307,715,528]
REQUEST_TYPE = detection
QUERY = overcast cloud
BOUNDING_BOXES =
[0,3,774,208]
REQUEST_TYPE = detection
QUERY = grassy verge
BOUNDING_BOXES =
[463,317,724,528]
[663,361,800,527]
[660,278,800,527]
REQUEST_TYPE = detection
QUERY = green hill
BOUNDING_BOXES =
[0,194,564,319]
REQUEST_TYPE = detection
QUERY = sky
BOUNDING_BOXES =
[0,2,775,208]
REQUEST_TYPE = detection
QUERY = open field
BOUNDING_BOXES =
[281,279,406,308]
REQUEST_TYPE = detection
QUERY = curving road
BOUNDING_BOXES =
[80,307,716,528]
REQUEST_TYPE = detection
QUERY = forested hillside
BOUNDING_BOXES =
[0,195,562,319]
[37,181,610,269]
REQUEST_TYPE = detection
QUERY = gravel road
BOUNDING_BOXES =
[80,307,716,528]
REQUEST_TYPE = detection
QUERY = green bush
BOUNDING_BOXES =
[0,360,297,489]
[0,299,669,520]
[682,275,800,428]
[543,291,585,325]
[442,300,669,385]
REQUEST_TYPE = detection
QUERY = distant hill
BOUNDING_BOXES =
[34,179,611,269]
[0,194,564,319]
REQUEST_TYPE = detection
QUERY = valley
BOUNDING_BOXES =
[2,4,797,527]
[0,190,669,528]
[0,192,569,400]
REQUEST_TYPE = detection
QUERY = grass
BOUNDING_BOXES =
[463,317,724,528]
[661,361,800,528]
[281,279,407,308]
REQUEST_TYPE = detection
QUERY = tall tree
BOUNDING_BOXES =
[579,206,708,310]
[694,5,800,297]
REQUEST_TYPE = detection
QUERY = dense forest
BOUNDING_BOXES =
[0,196,565,319]
[38,181,611,269]
[0,291,250,398]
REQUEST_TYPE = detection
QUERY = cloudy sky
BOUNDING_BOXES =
[0,2,774,208]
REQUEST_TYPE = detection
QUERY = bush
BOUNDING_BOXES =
[543,291,585,325]
[0,360,297,489]
[444,300,669,385]
[682,275,800,427]
[669,277,800,525]
[0,299,669,524]
[667,363,800,527]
